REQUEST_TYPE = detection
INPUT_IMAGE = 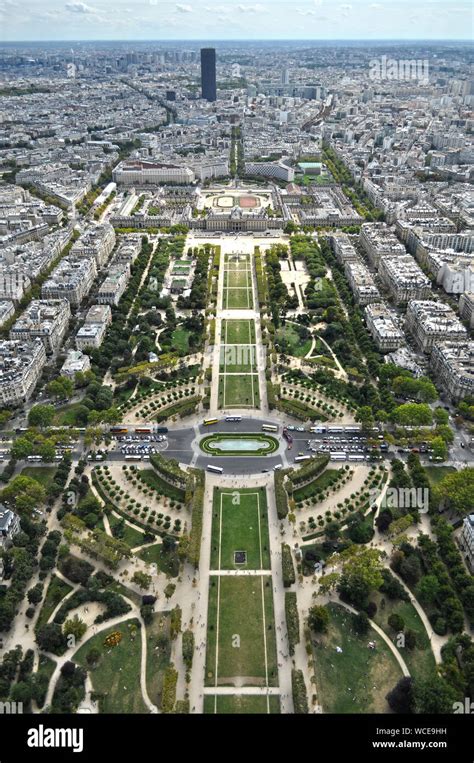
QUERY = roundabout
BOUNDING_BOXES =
[199,432,279,456]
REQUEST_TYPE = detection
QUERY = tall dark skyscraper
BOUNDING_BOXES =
[200,48,216,102]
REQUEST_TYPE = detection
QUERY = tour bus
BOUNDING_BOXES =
[125,454,142,461]
[310,425,326,434]
[348,454,365,461]
[110,427,128,435]
[207,464,223,474]
[262,424,278,432]
[344,426,362,433]
[327,426,344,433]
[330,452,347,461]
[225,416,242,422]
[27,455,42,462]
[294,455,311,462]
[135,427,152,434]
[203,418,218,426]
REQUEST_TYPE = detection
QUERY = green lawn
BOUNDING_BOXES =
[171,326,191,353]
[108,512,145,548]
[294,468,342,502]
[312,603,403,713]
[35,575,73,632]
[145,612,172,709]
[52,402,86,427]
[224,287,253,309]
[139,468,186,502]
[219,344,256,373]
[210,487,271,570]
[205,575,278,687]
[372,593,436,684]
[275,324,312,358]
[224,269,250,289]
[218,373,259,408]
[138,542,180,577]
[222,319,255,344]
[204,694,280,713]
[74,619,148,713]
[424,466,456,486]
[20,466,57,489]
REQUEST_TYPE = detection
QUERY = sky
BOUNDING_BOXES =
[0,0,472,42]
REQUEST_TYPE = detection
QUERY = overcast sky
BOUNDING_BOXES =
[0,0,472,41]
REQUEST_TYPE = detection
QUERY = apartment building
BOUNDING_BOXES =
[378,254,432,304]
[41,257,97,307]
[70,223,116,268]
[97,263,130,306]
[430,341,474,401]
[84,304,112,327]
[0,338,47,405]
[344,260,380,306]
[75,322,107,350]
[405,300,467,353]
[364,302,404,352]
[359,223,406,267]
[61,349,91,378]
[459,514,474,573]
[459,292,474,327]
[244,160,295,182]
[0,506,20,549]
[0,300,15,328]
[330,232,359,265]
[0,269,31,303]
[10,299,70,354]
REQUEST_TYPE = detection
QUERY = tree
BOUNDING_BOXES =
[434,407,449,425]
[36,623,68,655]
[63,615,87,643]
[308,605,329,634]
[352,611,370,635]
[399,555,422,585]
[388,613,405,632]
[47,377,74,400]
[431,436,448,462]
[86,647,101,668]
[131,571,152,590]
[38,440,56,463]
[413,674,459,714]
[0,475,46,513]
[27,404,55,428]
[355,405,375,432]
[337,547,384,608]
[434,468,474,516]
[416,575,440,605]
[392,403,432,427]
[164,583,176,600]
[386,676,414,713]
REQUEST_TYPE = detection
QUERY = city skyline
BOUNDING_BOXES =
[0,0,472,42]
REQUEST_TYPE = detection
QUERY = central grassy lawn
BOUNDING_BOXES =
[139,468,185,501]
[371,593,436,684]
[145,611,172,710]
[205,575,278,687]
[204,694,280,714]
[225,287,253,309]
[52,402,86,427]
[275,324,312,358]
[312,603,403,713]
[294,468,341,502]
[424,465,456,486]
[171,326,191,353]
[210,487,271,570]
[35,575,73,632]
[224,269,249,289]
[108,512,145,548]
[74,618,148,713]
[138,542,179,577]
[20,466,57,489]
[219,373,259,408]
[219,344,256,373]
[222,319,255,345]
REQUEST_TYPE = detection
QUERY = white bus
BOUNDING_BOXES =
[294,455,311,462]
[310,425,326,434]
[344,426,361,433]
[348,454,365,461]
[330,452,347,461]
[225,416,242,422]
[207,464,223,474]
[262,424,278,432]
[327,426,344,433]
[125,454,142,461]
[27,455,42,462]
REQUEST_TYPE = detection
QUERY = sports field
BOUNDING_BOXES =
[203,695,280,713]
[205,574,278,688]
[222,254,253,310]
[210,488,271,570]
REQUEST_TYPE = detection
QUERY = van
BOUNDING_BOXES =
[273,464,282,471]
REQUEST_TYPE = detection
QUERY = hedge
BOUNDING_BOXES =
[161,665,178,713]
[292,668,308,714]
[188,469,205,567]
[182,629,194,669]
[274,470,289,519]
[282,543,296,588]
[290,454,330,488]
[285,592,300,656]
